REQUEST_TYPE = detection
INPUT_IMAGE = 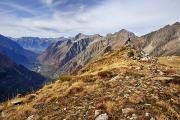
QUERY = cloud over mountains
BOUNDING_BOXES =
[0,0,180,37]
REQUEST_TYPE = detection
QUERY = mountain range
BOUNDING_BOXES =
[0,22,179,119]
[14,37,67,53]
[38,22,180,77]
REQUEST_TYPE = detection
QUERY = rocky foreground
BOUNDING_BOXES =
[0,47,180,120]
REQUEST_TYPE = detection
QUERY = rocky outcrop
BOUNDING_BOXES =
[131,22,180,56]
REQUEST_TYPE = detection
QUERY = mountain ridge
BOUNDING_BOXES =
[0,35,37,68]
[0,53,46,102]
[38,22,180,77]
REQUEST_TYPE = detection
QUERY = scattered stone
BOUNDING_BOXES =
[95,113,108,120]
[135,66,142,70]
[125,76,130,80]
[145,112,149,117]
[134,91,141,94]
[1,111,6,118]
[124,94,130,98]
[140,57,150,62]
[130,113,138,120]
[95,110,101,117]
[150,117,155,120]
[110,75,120,81]
[122,108,135,115]
[10,99,23,105]
[144,103,151,106]
[26,115,34,120]
[156,70,164,75]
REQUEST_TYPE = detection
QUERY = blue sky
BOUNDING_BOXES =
[0,0,180,37]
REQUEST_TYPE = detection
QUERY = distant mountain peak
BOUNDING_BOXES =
[75,33,87,40]
[116,29,130,34]
[113,29,134,36]
[173,22,180,26]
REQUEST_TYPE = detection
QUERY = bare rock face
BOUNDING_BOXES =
[38,30,135,76]
[131,22,180,56]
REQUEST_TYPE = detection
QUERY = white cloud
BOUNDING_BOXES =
[0,0,179,37]
[41,0,54,5]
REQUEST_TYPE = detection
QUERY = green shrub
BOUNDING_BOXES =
[127,50,134,57]
[59,75,72,82]
[81,68,89,73]
[98,70,114,78]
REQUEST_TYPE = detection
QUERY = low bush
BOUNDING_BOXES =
[59,75,72,82]
[98,70,114,78]
[127,50,134,57]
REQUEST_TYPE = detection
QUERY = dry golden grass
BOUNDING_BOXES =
[97,70,114,78]
[1,47,179,120]
[64,81,85,96]
[84,84,99,94]
[128,93,143,104]
[7,104,36,120]
[156,101,180,119]
[59,75,72,82]
[104,101,118,116]
[158,56,180,68]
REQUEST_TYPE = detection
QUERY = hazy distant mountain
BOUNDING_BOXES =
[131,22,180,56]
[38,30,135,77]
[0,53,46,102]
[14,37,67,53]
[0,35,37,68]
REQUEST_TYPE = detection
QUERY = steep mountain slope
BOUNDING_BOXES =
[1,47,179,119]
[0,53,46,102]
[0,35,37,68]
[14,37,66,53]
[38,30,135,76]
[131,22,180,56]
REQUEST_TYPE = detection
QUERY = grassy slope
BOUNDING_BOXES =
[0,47,180,120]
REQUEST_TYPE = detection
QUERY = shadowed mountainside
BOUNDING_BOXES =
[0,35,37,68]
[0,53,46,102]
